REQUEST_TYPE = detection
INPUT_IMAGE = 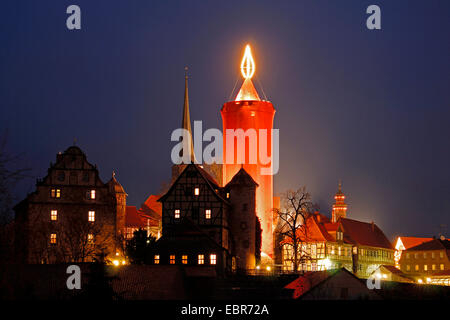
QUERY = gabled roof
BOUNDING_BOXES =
[407,239,450,251]
[138,194,162,221]
[339,218,393,249]
[284,268,369,299]
[158,164,229,204]
[396,237,434,250]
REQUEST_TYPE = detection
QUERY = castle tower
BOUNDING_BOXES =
[221,45,276,258]
[225,167,259,270]
[332,181,348,222]
[108,171,127,239]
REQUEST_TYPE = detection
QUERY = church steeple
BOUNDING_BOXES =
[332,180,348,222]
[181,67,196,163]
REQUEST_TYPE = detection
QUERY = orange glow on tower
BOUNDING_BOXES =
[332,181,348,222]
[221,45,276,258]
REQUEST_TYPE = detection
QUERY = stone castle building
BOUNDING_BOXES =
[14,146,128,263]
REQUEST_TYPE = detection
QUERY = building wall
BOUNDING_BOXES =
[227,180,257,270]
[14,147,122,263]
[400,249,449,274]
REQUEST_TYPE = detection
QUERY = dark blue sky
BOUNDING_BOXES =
[1,1,449,240]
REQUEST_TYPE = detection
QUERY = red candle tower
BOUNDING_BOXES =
[221,45,276,258]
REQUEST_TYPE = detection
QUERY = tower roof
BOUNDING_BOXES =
[225,167,259,187]
[181,67,196,163]
[108,171,127,194]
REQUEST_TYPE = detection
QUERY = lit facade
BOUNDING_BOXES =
[281,184,394,278]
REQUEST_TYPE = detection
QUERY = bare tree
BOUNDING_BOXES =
[274,187,316,273]
[0,133,30,264]
[57,215,114,263]
[0,133,30,224]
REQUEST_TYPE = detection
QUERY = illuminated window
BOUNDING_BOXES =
[210,254,217,265]
[51,210,58,221]
[440,252,444,259]
[182,255,188,264]
[90,190,96,199]
[194,187,200,196]
[170,255,175,264]
[414,253,418,259]
[154,255,160,264]
[424,264,428,271]
[423,253,427,259]
[331,246,335,255]
[432,252,435,259]
[51,189,61,198]
[226,192,230,199]
[406,265,410,271]
[88,211,95,222]
[432,264,436,270]
[174,209,180,219]
[205,209,211,219]
[415,265,419,271]
[198,254,204,265]
[50,233,56,244]
[338,246,341,256]
[440,264,444,270]
[406,253,410,259]
[87,234,94,243]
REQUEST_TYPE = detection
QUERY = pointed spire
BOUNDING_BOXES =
[338,180,342,193]
[181,67,196,163]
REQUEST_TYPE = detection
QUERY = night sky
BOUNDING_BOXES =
[1,1,449,240]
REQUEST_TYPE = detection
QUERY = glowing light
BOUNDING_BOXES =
[426,277,431,283]
[319,258,331,270]
[266,266,271,271]
[240,45,255,79]
[113,260,119,266]
[256,265,260,270]
[382,274,387,279]
[417,279,423,284]
[121,260,126,265]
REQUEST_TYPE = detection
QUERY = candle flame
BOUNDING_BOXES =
[240,45,255,79]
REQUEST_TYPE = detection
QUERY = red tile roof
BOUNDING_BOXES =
[398,237,434,250]
[339,218,393,249]
[126,206,145,228]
